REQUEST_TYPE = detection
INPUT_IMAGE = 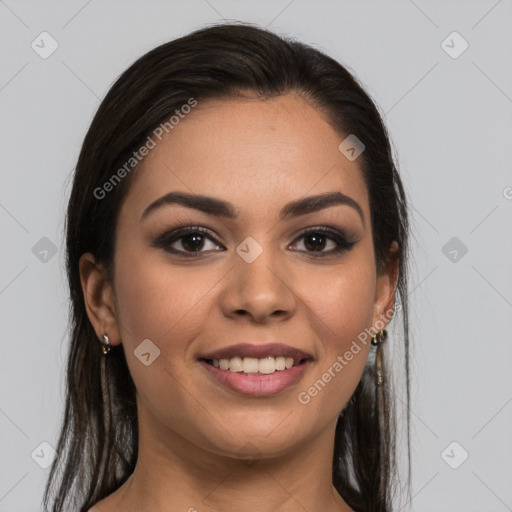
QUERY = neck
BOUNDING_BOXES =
[109,411,353,512]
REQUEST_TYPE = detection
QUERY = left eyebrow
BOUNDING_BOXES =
[140,191,364,226]
[280,191,365,226]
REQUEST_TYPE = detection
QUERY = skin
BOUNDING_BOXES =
[80,93,399,512]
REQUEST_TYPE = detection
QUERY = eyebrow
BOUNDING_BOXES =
[140,191,365,226]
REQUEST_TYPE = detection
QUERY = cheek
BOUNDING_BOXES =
[303,256,376,343]
[112,232,377,428]
[112,254,218,408]
[113,255,217,347]
[295,259,376,411]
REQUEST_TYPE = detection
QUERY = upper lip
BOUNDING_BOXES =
[198,343,314,362]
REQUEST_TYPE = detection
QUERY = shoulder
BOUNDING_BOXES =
[88,481,128,512]
[87,496,116,512]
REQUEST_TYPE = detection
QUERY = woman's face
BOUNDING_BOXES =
[98,93,396,459]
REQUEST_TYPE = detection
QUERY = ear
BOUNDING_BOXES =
[372,241,400,329]
[79,253,121,346]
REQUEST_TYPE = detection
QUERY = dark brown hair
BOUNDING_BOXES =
[43,21,411,512]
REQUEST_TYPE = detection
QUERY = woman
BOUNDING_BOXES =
[43,22,411,512]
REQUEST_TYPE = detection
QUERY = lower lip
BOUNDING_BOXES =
[199,360,312,397]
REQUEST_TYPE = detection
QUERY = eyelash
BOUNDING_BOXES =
[152,225,356,259]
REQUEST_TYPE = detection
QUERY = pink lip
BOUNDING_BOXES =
[199,359,312,397]
[197,343,313,362]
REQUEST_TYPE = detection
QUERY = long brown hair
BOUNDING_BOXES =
[43,21,411,512]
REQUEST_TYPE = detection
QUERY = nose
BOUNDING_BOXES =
[219,243,297,324]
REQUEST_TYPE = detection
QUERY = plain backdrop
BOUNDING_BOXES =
[1,1,511,511]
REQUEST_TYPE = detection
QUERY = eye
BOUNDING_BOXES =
[289,226,355,257]
[152,226,224,256]
[152,225,356,258]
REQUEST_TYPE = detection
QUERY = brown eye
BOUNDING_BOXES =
[302,232,332,252]
[153,226,224,256]
[289,227,355,257]
[180,233,207,252]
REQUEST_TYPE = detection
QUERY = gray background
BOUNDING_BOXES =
[1,1,511,511]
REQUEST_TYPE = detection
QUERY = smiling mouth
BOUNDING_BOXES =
[200,356,311,376]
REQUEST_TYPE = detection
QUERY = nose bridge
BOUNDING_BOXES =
[224,234,296,321]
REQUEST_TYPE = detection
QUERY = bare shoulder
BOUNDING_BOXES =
[87,500,110,512]
[87,477,132,512]
[87,493,122,512]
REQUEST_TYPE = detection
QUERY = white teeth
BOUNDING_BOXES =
[229,357,243,372]
[242,357,259,373]
[258,357,275,374]
[275,356,286,370]
[211,356,302,374]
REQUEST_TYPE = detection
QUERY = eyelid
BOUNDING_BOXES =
[152,224,356,257]
[152,225,225,250]
[289,225,356,254]
[292,224,353,241]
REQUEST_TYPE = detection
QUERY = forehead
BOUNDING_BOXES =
[122,93,369,221]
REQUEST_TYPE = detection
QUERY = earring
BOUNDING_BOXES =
[100,333,111,355]
[370,329,388,345]
[98,333,112,487]
[371,329,388,386]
